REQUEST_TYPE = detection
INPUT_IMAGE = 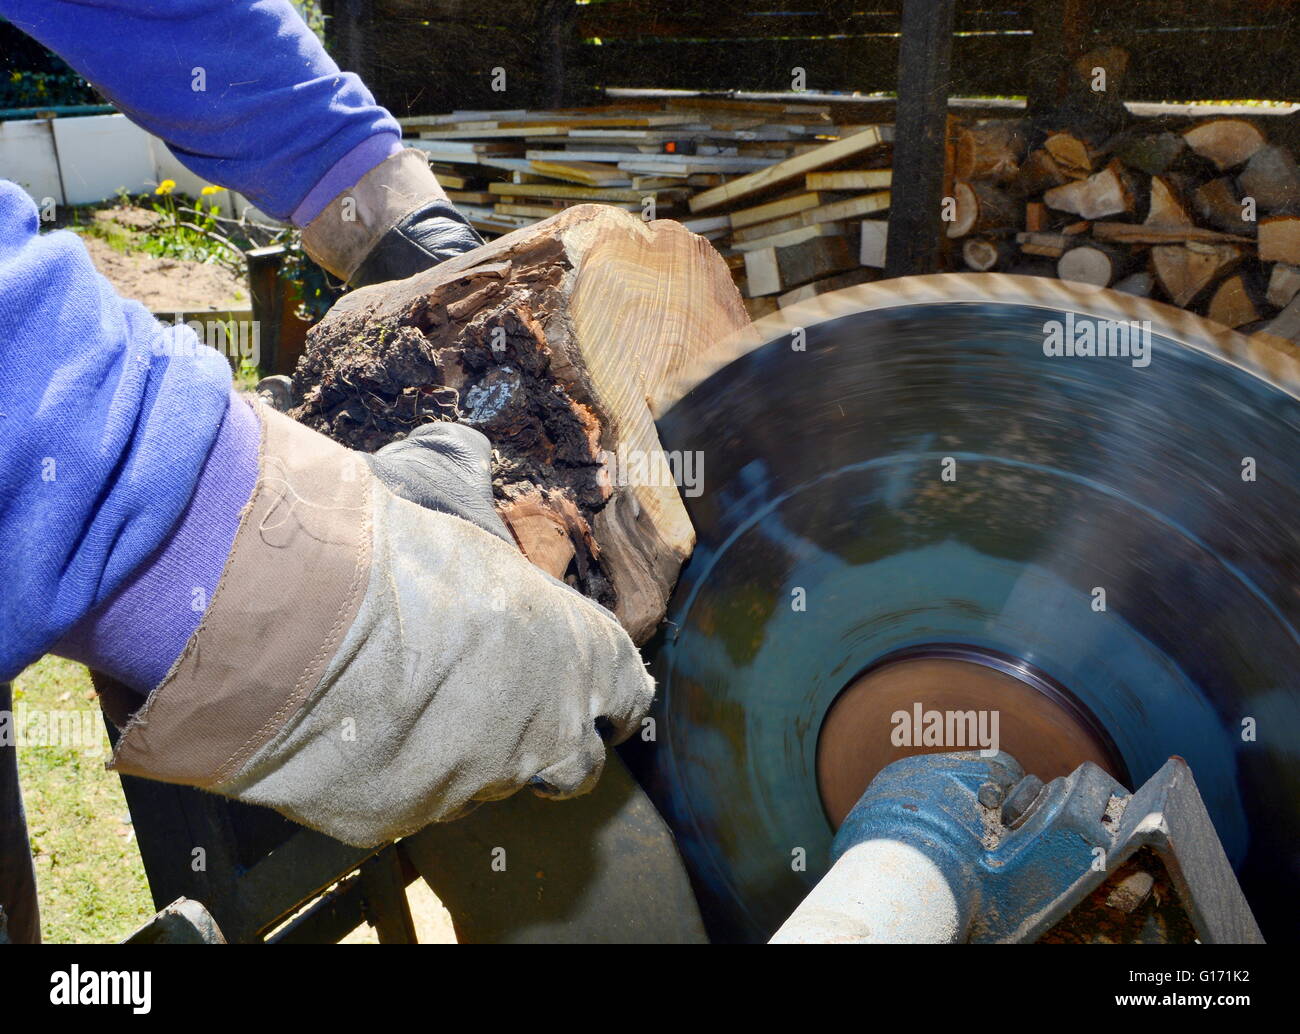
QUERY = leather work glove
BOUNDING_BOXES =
[363,422,512,546]
[106,402,655,847]
[301,148,482,289]
[253,385,510,544]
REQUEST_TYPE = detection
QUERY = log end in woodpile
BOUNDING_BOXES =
[290,204,750,643]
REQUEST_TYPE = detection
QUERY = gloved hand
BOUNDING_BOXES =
[363,422,511,546]
[107,403,655,847]
[301,149,482,289]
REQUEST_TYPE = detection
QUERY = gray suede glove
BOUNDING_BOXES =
[107,405,655,847]
[364,422,511,545]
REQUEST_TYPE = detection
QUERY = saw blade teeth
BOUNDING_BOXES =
[664,274,1300,411]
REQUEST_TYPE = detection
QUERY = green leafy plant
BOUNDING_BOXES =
[142,180,245,277]
[276,232,342,322]
[2,68,99,108]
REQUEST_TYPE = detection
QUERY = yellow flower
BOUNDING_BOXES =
[154,179,176,196]
[200,185,222,195]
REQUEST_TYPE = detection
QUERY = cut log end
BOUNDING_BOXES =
[290,205,750,643]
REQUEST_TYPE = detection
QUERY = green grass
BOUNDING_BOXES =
[12,655,154,943]
[72,218,138,256]
[233,361,264,393]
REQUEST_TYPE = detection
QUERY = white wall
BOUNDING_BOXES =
[0,112,274,222]
[0,118,62,204]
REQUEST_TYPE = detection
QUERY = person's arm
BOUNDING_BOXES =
[0,0,481,283]
[1,0,395,224]
[0,181,237,681]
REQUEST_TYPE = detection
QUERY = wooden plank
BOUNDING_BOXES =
[1092,223,1253,246]
[444,114,700,131]
[445,190,496,205]
[806,169,893,191]
[730,191,891,243]
[432,170,474,190]
[408,140,520,162]
[732,221,848,253]
[1017,231,1071,258]
[860,220,889,268]
[729,191,828,230]
[420,126,570,139]
[681,214,731,234]
[496,201,639,217]
[689,125,892,213]
[487,182,654,203]
[528,159,632,186]
[885,0,956,277]
[618,156,776,175]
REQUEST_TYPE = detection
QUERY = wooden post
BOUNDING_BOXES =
[884,0,956,278]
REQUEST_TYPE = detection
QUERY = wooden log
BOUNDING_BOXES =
[1207,274,1261,329]
[1017,231,1071,259]
[1257,292,1300,346]
[1012,149,1070,199]
[1194,177,1255,235]
[1115,132,1186,177]
[947,180,1018,238]
[1113,271,1155,297]
[289,205,750,644]
[1266,263,1300,309]
[1043,162,1134,220]
[1182,119,1267,172]
[1145,176,1194,229]
[1238,145,1300,215]
[962,238,1011,272]
[1057,244,1127,288]
[1259,216,1300,264]
[1044,132,1092,179]
[744,235,857,296]
[953,119,1028,183]
[743,295,779,320]
[1058,44,1130,137]
[1025,201,1049,232]
[1153,242,1243,308]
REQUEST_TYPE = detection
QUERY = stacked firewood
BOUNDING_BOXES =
[949,115,1300,342]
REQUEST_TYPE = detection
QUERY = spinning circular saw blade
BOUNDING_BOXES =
[634,274,1300,944]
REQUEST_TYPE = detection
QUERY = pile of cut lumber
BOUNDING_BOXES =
[948,115,1300,345]
[399,98,894,319]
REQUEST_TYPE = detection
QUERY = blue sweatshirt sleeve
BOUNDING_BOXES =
[0,0,402,221]
[0,181,233,680]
